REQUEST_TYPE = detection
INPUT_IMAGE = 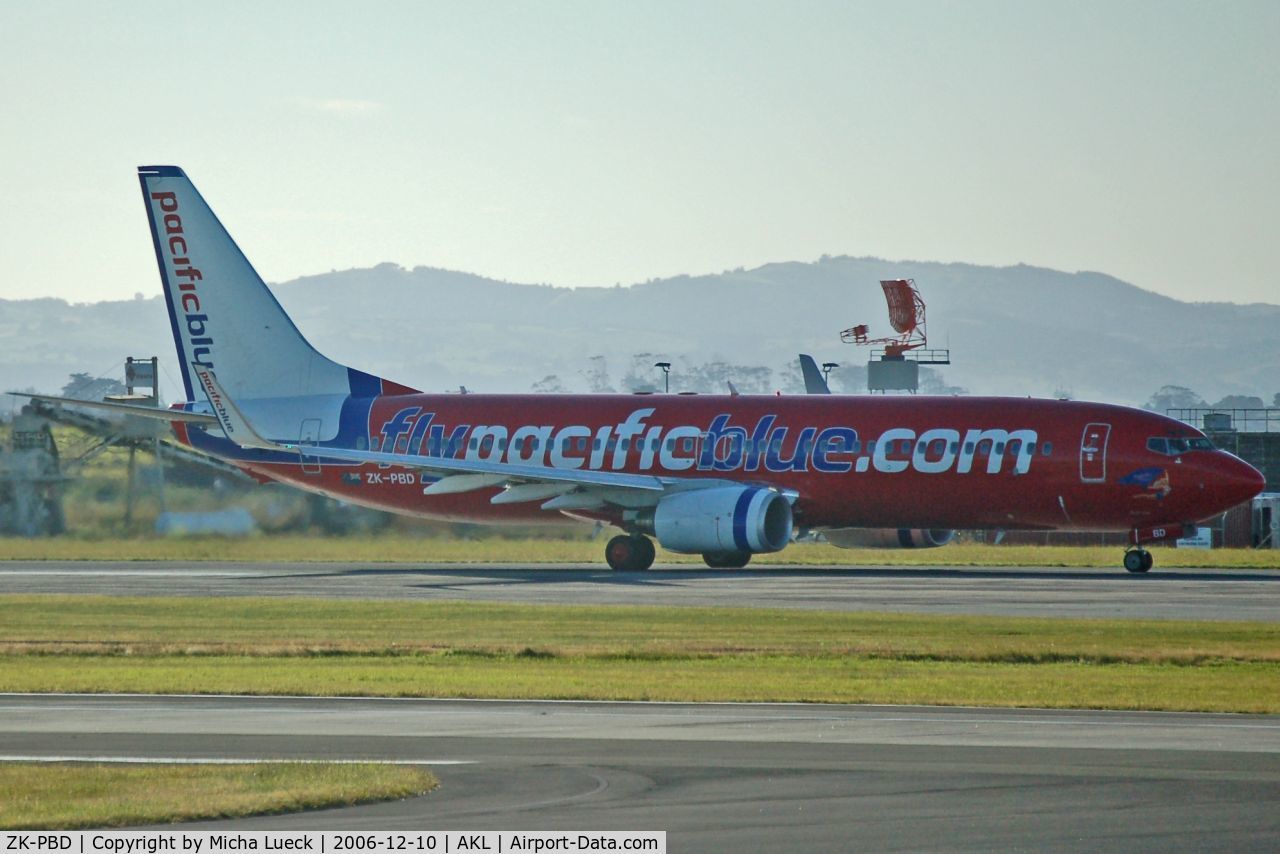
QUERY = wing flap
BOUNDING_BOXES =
[423,474,508,495]
[491,483,576,505]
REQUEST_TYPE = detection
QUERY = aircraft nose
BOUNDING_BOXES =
[1218,455,1267,508]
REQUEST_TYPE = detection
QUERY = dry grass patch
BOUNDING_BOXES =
[1,595,1278,665]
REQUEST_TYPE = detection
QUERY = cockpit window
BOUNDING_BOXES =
[1148,436,1214,455]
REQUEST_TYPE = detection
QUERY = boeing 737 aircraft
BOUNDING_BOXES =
[18,167,1266,572]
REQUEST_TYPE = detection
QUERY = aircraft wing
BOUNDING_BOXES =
[191,365,738,510]
[8,392,219,425]
[297,443,667,491]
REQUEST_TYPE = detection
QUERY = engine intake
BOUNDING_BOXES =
[649,486,793,555]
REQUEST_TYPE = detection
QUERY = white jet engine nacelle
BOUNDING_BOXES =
[823,527,956,549]
[651,486,793,555]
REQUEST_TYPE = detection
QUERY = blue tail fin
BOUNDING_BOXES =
[138,166,416,401]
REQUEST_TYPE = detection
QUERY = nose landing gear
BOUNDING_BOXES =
[1123,548,1153,573]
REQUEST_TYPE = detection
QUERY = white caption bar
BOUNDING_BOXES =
[0,832,665,854]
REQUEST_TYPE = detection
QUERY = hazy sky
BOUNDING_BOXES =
[1,1,1276,305]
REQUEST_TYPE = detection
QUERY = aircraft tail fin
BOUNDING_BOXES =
[137,166,418,402]
[798,354,832,394]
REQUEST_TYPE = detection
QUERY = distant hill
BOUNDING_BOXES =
[2,257,1276,407]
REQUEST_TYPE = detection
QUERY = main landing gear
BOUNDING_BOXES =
[605,534,655,572]
[602,534,755,571]
[1123,548,1153,573]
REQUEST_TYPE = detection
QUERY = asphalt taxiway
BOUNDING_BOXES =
[2,694,1278,850]
[1,561,1278,620]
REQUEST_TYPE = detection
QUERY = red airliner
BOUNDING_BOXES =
[20,167,1265,573]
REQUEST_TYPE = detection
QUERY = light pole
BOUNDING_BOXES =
[821,362,839,388]
[654,362,671,393]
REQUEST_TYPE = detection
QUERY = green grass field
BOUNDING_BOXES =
[3,654,1272,713]
[0,762,436,830]
[2,536,1279,568]
[2,595,1276,712]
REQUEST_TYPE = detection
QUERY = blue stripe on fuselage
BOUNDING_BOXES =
[731,488,755,553]
[347,368,382,398]
[331,394,375,448]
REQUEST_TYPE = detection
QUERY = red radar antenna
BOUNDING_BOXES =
[840,279,929,357]
[840,279,951,394]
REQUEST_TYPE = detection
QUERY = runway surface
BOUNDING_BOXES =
[2,560,1278,620]
[2,694,1278,851]
[5,564,1275,846]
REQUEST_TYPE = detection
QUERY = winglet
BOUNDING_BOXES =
[190,364,283,450]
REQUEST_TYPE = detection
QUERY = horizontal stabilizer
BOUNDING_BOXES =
[9,392,219,425]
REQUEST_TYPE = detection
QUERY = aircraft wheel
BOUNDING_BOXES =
[1123,549,1151,574]
[634,535,656,570]
[702,550,752,569]
[605,534,655,572]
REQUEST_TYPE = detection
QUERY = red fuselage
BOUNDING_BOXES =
[176,393,1264,535]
